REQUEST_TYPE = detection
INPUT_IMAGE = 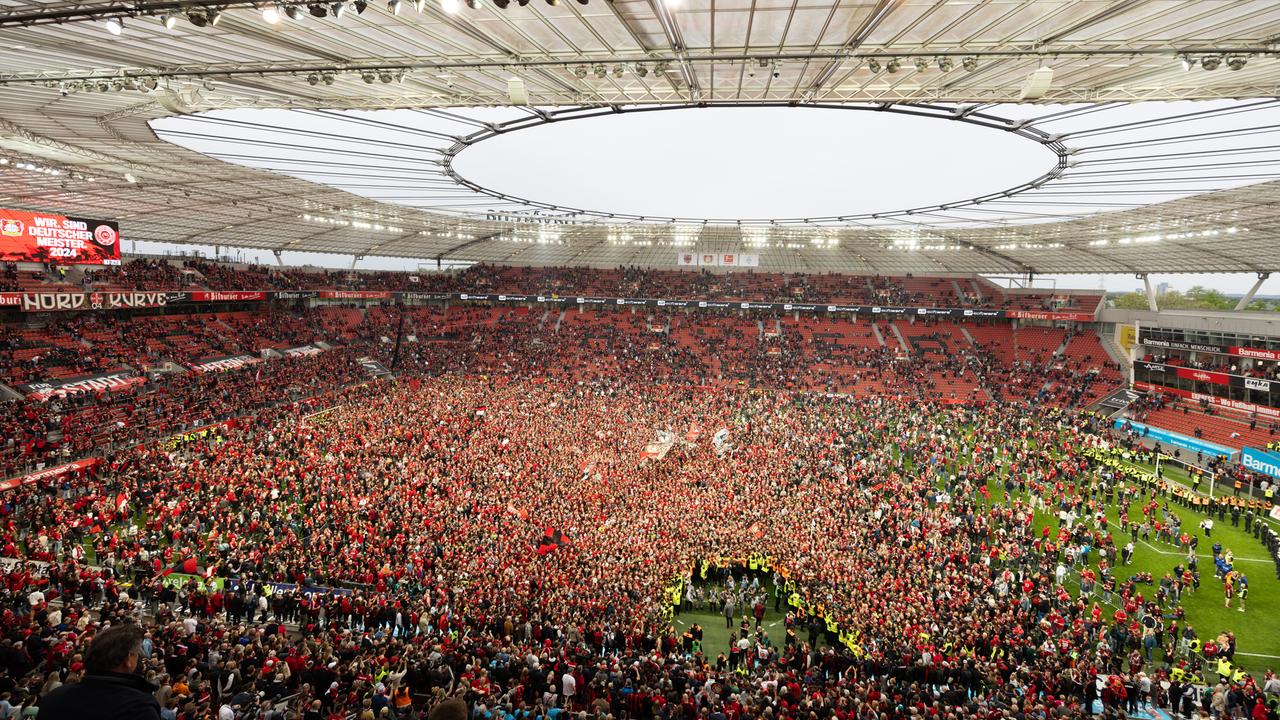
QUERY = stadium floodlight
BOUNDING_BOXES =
[361,71,377,83]
[353,0,368,13]
[961,56,977,72]
[1226,56,1247,71]
[307,73,320,85]
[308,3,329,16]
[634,63,648,77]
[613,64,624,78]
[546,0,559,7]
[937,57,952,72]
[188,11,208,26]
[262,5,282,23]
[885,58,899,73]
[331,2,346,17]
[413,0,425,10]
[572,66,587,79]
[321,72,336,84]
[104,17,124,34]
[1180,55,1194,71]
[207,9,222,25]
[139,76,159,91]
[867,58,881,73]
[1201,56,1221,70]
[441,0,461,12]
[284,5,301,18]
[594,64,606,78]
[387,0,401,14]
[913,57,927,72]
[465,0,479,8]
[161,12,179,28]
[378,70,394,83]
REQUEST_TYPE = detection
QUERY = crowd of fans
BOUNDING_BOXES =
[1,297,1121,479]
[0,375,1277,720]
[0,266,1274,720]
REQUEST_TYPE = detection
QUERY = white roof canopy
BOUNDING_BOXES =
[1,0,1279,273]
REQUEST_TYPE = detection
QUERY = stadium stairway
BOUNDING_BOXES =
[950,279,970,305]
[870,323,887,348]
[1099,332,1131,382]
[888,322,910,356]
[969,279,985,304]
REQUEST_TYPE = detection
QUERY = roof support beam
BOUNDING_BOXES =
[1138,273,1158,312]
[1234,272,1271,311]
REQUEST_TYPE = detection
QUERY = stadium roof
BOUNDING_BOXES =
[1,0,1280,274]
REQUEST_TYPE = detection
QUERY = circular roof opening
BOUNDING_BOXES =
[449,105,1060,222]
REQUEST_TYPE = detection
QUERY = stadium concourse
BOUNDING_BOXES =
[0,257,1278,720]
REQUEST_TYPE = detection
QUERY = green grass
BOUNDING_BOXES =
[671,582,800,659]
[984,466,1280,674]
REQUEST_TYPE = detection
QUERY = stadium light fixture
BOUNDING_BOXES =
[387,0,402,14]
[493,0,510,8]
[634,63,648,77]
[308,3,329,15]
[613,64,624,78]
[546,0,559,6]
[208,9,223,24]
[885,58,899,73]
[104,17,124,34]
[262,5,282,23]
[441,0,461,12]
[284,5,300,18]
[322,72,336,84]
[961,57,977,72]
[594,64,606,78]
[572,66,587,79]
[161,12,179,28]
[1201,56,1221,70]
[1227,56,1247,71]
[913,57,927,72]
[353,0,368,13]
[937,57,952,72]
[124,172,137,183]
[867,58,881,73]
[307,73,320,85]
[465,0,479,8]
[188,12,208,26]
[1180,55,1193,71]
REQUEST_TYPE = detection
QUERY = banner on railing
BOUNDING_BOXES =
[0,457,100,492]
[17,369,143,401]
[188,354,262,373]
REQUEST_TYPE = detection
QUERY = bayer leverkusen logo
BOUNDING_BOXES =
[1,218,23,237]
[93,224,118,246]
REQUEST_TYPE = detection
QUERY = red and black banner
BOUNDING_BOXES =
[0,208,121,265]
[537,527,570,556]
[18,369,143,401]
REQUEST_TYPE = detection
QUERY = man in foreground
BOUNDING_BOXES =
[39,623,162,720]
